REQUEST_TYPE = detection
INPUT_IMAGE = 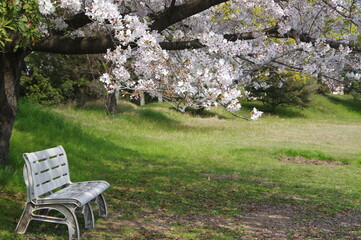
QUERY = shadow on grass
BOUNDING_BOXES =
[136,106,230,132]
[138,108,179,124]
[167,106,231,120]
[79,100,231,126]
[326,95,361,114]
[74,100,138,114]
[76,100,184,128]
[0,190,26,237]
[183,108,218,118]
[269,108,306,118]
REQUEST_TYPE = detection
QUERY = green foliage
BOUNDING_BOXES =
[0,0,43,51]
[211,2,239,21]
[20,52,105,105]
[246,69,317,113]
[211,0,277,29]
[341,69,361,100]
[20,68,64,105]
[349,79,361,100]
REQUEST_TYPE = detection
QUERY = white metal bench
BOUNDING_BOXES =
[15,146,110,240]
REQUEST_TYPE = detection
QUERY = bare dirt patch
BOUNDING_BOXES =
[237,203,361,239]
[85,203,361,239]
[279,155,347,166]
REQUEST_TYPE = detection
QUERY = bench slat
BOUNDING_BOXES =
[35,173,70,197]
[25,146,64,163]
[33,166,70,196]
[33,164,69,185]
[30,155,68,173]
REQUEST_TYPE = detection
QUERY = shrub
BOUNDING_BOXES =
[20,52,105,105]
[20,68,64,105]
[349,80,361,100]
[245,69,317,113]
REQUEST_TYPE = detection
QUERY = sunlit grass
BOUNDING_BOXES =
[1,94,361,239]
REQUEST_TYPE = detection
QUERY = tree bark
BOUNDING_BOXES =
[75,86,87,108]
[149,0,229,32]
[140,91,145,106]
[0,52,25,166]
[105,91,117,114]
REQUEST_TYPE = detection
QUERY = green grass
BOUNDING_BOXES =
[1,94,361,239]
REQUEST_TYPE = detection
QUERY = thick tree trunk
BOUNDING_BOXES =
[0,52,25,166]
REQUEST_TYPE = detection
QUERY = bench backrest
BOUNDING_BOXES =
[23,146,71,201]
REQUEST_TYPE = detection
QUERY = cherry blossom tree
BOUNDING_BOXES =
[1,0,360,166]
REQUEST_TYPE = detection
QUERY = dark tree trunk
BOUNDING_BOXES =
[0,52,25,166]
[105,91,117,114]
[75,86,87,108]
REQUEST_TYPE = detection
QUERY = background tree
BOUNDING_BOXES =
[245,69,317,113]
[343,71,361,100]
[1,0,361,166]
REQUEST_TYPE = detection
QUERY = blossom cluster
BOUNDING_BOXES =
[250,107,263,121]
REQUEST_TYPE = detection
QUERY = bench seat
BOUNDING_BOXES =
[36,181,110,206]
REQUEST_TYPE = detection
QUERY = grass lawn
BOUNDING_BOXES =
[0,94,360,239]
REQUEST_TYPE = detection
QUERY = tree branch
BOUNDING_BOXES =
[149,0,229,32]
[159,39,204,50]
[217,102,249,120]
[268,27,361,53]
[31,35,114,54]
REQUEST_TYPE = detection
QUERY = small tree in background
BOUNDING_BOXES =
[350,80,361,100]
[343,71,361,100]
[246,69,317,113]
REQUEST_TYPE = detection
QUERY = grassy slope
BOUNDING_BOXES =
[1,94,361,239]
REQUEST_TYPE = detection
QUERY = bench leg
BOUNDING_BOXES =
[34,204,80,240]
[15,202,33,234]
[95,194,108,218]
[16,203,80,240]
[59,205,80,240]
[82,203,95,229]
